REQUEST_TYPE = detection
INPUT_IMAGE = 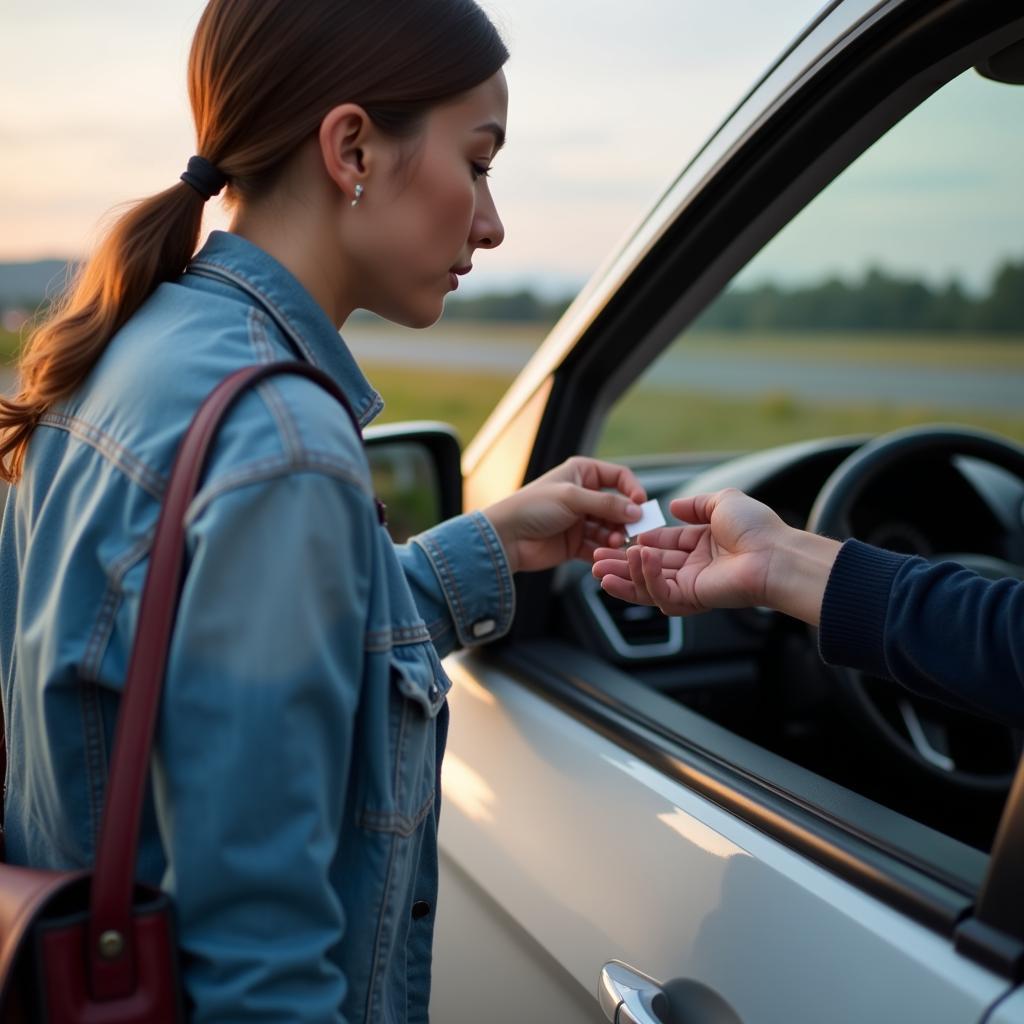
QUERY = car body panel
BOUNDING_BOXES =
[431,848,603,1023]
[431,653,1011,1023]
[436,0,1024,1018]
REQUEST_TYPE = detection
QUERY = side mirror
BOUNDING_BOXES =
[364,421,463,543]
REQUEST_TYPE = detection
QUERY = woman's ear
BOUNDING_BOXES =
[318,103,373,202]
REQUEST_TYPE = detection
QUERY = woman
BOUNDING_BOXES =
[0,1,646,1020]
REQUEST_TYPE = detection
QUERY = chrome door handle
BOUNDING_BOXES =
[600,960,745,1024]
[599,961,665,1024]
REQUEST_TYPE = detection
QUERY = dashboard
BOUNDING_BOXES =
[560,435,1024,671]
[553,434,1024,838]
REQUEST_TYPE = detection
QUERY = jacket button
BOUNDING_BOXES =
[472,618,496,639]
[411,900,431,920]
[428,685,440,701]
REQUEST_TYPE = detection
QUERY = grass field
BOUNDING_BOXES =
[0,333,510,451]
[684,330,1024,370]
[348,318,548,348]
[355,327,1024,454]
[4,326,1021,456]
[598,386,1024,457]
[366,359,1024,457]
[0,330,21,365]
[364,363,512,447]
[364,325,1019,454]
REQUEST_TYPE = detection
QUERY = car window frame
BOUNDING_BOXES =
[477,0,1024,978]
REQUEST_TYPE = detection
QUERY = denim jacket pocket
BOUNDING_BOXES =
[357,640,451,837]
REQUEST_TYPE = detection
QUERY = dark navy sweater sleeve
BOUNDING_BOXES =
[818,538,1024,726]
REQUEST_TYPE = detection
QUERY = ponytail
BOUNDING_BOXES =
[0,183,206,482]
[0,0,508,484]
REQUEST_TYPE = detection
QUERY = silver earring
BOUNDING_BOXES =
[351,183,364,208]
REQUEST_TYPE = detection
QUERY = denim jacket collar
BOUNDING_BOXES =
[186,230,383,427]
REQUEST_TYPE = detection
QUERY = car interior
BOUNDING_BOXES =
[537,33,1024,856]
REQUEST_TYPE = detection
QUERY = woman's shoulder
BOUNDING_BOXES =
[59,280,371,502]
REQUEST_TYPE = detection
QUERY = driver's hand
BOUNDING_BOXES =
[592,488,794,616]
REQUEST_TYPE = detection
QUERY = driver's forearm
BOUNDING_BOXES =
[764,527,842,627]
[818,538,1024,727]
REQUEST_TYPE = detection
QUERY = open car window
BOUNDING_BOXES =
[581,65,1024,852]
[597,67,1024,462]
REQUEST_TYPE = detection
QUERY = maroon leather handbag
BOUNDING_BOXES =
[0,361,366,1022]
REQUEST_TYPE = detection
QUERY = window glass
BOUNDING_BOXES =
[367,442,441,543]
[597,71,1024,459]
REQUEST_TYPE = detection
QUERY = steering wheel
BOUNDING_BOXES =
[806,425,1024,792]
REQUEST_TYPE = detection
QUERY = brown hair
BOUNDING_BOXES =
[0,0,508,482]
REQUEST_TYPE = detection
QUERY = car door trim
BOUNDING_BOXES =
[485,640,985,939]
[956,766,1024,979]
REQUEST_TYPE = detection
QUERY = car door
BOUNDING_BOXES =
[431,1,1024,1021]
[433,644,1020,1023]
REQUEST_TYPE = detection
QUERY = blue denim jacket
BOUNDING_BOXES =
[0,231,515,1022]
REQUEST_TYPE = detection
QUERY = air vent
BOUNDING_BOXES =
[581,575,684,659]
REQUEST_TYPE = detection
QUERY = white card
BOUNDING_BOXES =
[625,498,666,538]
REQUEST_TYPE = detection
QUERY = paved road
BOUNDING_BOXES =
[346,332,535,374]
[4,335,1019,414]
[642,353,1023,413]
[345,332,1023,414]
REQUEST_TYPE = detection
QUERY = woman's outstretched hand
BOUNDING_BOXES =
[484,456,647,574]
[592,488,841,626]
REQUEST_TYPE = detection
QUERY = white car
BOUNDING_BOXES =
[381,1,1024,1021]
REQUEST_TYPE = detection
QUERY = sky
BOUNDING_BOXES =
[1,0,824,294]
[3,1,1021,296]
[736,69,1024,295]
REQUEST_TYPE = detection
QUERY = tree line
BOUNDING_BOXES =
[440,288,573,323]
[436,256,1024,331]
[692,257,1024,334]
[4,256,1022,332]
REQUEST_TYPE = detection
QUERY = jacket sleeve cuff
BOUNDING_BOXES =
[818,538,908,679]
[411,511,516,648]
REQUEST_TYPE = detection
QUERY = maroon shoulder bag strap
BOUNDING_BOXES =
[0,361,377,1019]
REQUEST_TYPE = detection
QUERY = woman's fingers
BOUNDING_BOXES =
[583,520,614,546]
[585,523,629,552]
[560,482,643,529]
[572,457,648,505]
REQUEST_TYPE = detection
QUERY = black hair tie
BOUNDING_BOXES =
[180,155,228,201]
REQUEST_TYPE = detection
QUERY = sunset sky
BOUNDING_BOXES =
[2,0,822,291]
[3,1,1021,295]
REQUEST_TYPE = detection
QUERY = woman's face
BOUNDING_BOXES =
[347,70,508,328]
